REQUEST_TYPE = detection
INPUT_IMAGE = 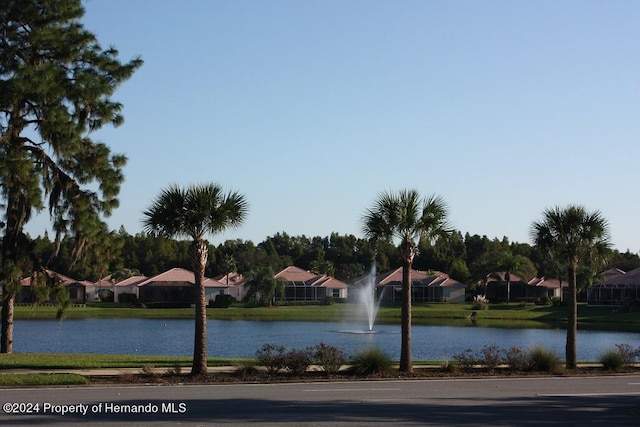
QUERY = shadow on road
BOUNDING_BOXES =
[3,394,638,426]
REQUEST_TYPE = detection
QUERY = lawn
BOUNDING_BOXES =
[0,353,241,369]
[0,373,88,386]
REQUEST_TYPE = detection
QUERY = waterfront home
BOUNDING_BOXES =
[94,274,148,303]
[526,277,565,299]
[485,273,565,303]
[274,266,349,302]
[17,269,94,304]
[137,267,230,307]
[359,267,466,303]
[587,267,640,306]
[212,272,252,301]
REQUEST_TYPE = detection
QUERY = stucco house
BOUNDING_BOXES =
[485,273,565,302]
[212,272,252,301]
[526,277,565,300]
[94,274,148,302]
[137,267,231,307]
[361,267,466,303]
[17,269,95,304]
[274,266,349,302]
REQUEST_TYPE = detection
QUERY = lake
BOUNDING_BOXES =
[12,318,640,362]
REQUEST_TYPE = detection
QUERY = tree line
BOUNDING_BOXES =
[25,227,640,291]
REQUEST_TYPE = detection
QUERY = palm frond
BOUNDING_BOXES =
[142,183,248,241]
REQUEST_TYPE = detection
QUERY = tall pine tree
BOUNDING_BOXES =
[0,0,142,352]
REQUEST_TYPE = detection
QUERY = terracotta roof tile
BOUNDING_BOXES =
[274,266,348,288]
[372,268,464,288]
[138,268,220,287]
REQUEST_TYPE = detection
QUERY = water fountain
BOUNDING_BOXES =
[358,265,382,331]
[339,265,385,334]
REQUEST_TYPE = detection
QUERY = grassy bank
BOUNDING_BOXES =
[0,373,88,386]
[12,302,640,330]
[0,353,242,369]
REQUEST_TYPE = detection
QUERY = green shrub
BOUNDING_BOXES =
[600,344,639,371]
[538,295,550,305]
[97,289,114,302]
[528,346,562,373]
[235,361,259,379]
[452,348,477,370]
[211,294,234,308]
[349,348,393,377]
[312,343,346,375]
[471,295,489,311]
[505,347,529,371]
[614,343,639,365]
[600,349,626,371]
[256,344,287,374]
[471,302,489,311]
[118,293,138,304]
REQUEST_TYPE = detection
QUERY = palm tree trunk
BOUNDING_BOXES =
[566,263,578,370]
[1,287,14,353]
[191,239,208,375]
[399,259,413,373]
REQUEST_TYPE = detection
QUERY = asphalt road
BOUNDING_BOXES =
[1,375,639,426]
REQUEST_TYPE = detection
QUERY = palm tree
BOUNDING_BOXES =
[363,189,450,372]
[246,266,284,306]
[142,183,248,375]
[531,205,610,369]
[489,252,536,303]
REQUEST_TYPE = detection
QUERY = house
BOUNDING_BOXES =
[137,267,230,307]
[526,277,565,300]
[212,272,252,301]
[484,273,565,303]
[274,266,349,302]
[94,274,148,303]
[587,268,640,306]
[363,267,466,303]
[17,269,94,304]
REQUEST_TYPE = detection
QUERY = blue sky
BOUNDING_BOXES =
[27,0,639,252]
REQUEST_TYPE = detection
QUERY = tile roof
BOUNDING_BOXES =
[20,269,92,287]
[114,275,148,287]
[602,267,640,286]
[138,267,222,287]
[95,274,148,288]
[373,267,464,288]
[486,272,527,283]
[527,277,565,289]
[212,272,252,287]
[274,266,318,283]
[274,266,348,289]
